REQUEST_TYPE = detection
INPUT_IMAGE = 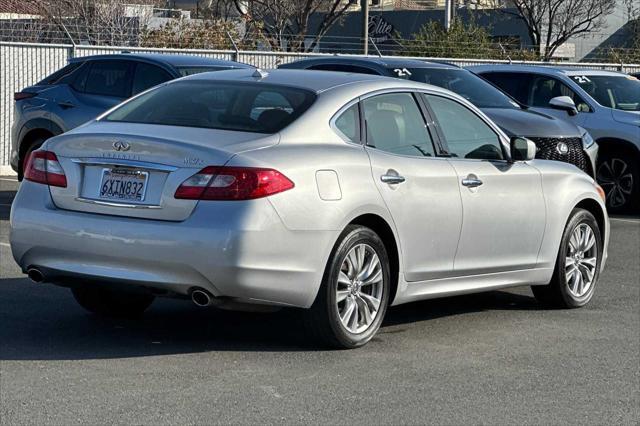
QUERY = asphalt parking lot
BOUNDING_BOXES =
[0,176,638,425]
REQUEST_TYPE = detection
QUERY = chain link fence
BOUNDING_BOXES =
[1,41,639,174]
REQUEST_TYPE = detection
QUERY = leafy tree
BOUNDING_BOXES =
[403,18,539,60]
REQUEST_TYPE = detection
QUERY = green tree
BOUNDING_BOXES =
[403,18,538,60]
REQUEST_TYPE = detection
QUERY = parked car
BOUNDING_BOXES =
[11,69,609,348]
[631,73,640,79]
[470,65,640,212]
[280,57,598,178]
[10,53,253,178]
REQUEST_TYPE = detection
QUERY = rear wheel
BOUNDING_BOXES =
[71,286,155,318]
[597,149,639,213]
[532,209,602,308]
[305,225,390,349]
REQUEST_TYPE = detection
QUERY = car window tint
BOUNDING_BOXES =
[334,103,360,143]
[308,64,380,75]
[38,62,83,85]
[480,72,532,104]
[177,66,233,76]
[425,95,503,161]
[362,93,435,157]
[104,81,316,134]
[529,76,584,108]
[132,63,172,95]
[82,60,132,98]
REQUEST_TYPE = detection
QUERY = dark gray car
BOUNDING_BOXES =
[11,53,253,178]
[280,57,598,177]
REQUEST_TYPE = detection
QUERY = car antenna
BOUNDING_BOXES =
[370,38,383,58]
[252,68,269,79]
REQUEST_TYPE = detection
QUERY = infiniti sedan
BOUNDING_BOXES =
[10,69,609,348]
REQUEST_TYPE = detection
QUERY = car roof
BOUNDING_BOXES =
[281,55,458,70]
[468,64,628,78]
[69,53,253,69]
[181,68,445,94]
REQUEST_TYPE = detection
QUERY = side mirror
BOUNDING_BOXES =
[549,96,578,116]
[511,137,536,162]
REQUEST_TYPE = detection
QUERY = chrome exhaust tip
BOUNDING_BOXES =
[191,289,212,307]
[27,268,44,283]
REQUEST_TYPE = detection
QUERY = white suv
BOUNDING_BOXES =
[471,65,640,213]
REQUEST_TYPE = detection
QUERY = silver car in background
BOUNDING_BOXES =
[10,69,609,348]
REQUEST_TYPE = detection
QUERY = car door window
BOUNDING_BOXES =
[77,60,133,98]
[308,64,380,75]
[480,72,533,104]
[529,76,589,111]
[362,93,435,157]
[425,94,503,160]
[132,63,172,95]
[334,103,360,143]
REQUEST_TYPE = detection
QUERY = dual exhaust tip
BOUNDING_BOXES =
[28,269,215,309]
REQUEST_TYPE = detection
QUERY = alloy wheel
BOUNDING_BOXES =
[598,158,634,209]
[336,243,384,334]
[565,223,598,298]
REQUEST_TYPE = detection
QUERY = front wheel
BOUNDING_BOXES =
[71,286,155,318]
[305,225,390,349]
[532,208,602,308]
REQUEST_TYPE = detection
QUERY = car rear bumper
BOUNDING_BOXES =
[10,181,336,308]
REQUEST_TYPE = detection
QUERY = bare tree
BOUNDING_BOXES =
[506,0,616,60]
[230,0,352,52]
[30,0,160,45]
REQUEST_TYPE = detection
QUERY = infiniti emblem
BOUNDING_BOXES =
[113,141,131,152]
[556,142,569,155]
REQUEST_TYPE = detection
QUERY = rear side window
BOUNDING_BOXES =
[74,60,133,98]
[37,62,83,85]
[177,66,234,76]
[480,72,532,104]
[334,103,360,143]
[104,81,316,134]
[362,93,435,157]
[308,64,380,75]
[425,95,503,161]
[132,62,172,95]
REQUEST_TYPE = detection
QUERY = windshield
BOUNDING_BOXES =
[104,81,316,133]
[390,67,520,109]
[571,75,640,111]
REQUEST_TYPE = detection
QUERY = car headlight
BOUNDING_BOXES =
[582,132,595,149]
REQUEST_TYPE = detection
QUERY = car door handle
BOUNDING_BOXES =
[381,174,406,184]
[57,101,75,109]
[461,176,483,188]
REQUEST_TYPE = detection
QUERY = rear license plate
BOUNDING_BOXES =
[99,168,148,202]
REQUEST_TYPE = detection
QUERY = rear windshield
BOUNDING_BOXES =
[103,80,316,133]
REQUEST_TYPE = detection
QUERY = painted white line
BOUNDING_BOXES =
[0,178,17,182]
[610,218,640,224]
[0,242,10,248]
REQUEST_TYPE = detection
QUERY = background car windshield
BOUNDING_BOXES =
[572,75,640,111]
[104,81,316,133]
[391,68,519,109]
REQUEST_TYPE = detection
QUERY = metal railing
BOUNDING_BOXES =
[1,41,639,174]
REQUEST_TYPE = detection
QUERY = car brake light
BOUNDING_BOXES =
[14,92,37,101]
[175,166,294,200]
[24,150,67,187]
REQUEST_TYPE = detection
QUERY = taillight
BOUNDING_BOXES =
[14,92,37,101]
[175,166,294,200]
[24,150,67,188]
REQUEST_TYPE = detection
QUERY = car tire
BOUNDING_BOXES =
[304,225,390,349]
[532,208,602,308]
[71,286,155,318]
[597,150,639,213]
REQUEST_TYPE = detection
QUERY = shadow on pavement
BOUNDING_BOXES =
[0,276,539,360]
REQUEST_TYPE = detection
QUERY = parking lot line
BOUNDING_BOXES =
[0,177,17,182]
[610,218,640,224]
[0,242,10,247]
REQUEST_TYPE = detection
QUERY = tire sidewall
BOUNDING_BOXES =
[556,209,603,307]
[323,226,390,348]
[597,151,640,213]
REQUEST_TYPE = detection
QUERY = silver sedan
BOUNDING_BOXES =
[10,69,610,348]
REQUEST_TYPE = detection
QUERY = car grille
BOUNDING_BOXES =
[529,137,589,174]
